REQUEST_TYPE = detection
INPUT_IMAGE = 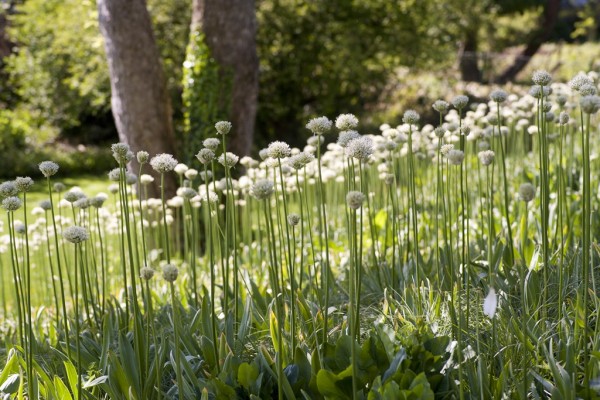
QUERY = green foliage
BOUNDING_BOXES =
[255,0,455,147]
[181,31,231,164]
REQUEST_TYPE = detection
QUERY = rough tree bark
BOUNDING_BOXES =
[192,0,259,157]
[97,0,176,197]
[495,0,561,84]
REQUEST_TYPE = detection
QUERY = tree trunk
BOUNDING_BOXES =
[97,0,176,197]
[459,30,482,82]
[495,0,560,84]
[192,0,259,157]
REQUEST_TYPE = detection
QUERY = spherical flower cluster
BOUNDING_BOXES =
[579,84,597,96]
[185,169,198,180]
[432,100,449,114]
[529,85,551,99]
[337,130,361,148]
[0,181,18,198]
[137,151,149,164]
[346,191,365,210]
[345,136,373,161]
[434,127,445,138]
[90,196,106,208]
[140,266,155,281]
[39,161,59,177]
[267,141,292,159]
[140,174,155,185]
[250,179,274,200]
[218,152,239,169]
[180,187,197,199]
[196,148,215,165]
[569,72,593,91]
[200,170,213,182]
[53,182,66,192]
[200,139,218,153]
[174,163,188,175]
[162,263,179,282]
[200,189,219,204]
[64,190,86,203]
[108,168,121,182]
[440,144,454,156]
[478,150,495,166]
[452,95,469,110]
[111,143,132,164]
[556,94,568,107]
[215,121,232,135]
[402,110,420,125]
[62,226,89,244]
[39,199,52,211]
[518,183,536,202]
[580,95,600,114]
[150,153,178,173]
[558,112,570,126]
[108,184,119,194]
[532,70,552,86]
[446,149,465,165]
[306,116,333,135]
[258,149,270,160]
[335,114,359,131]
[287,213,300,226]
[288,152,315,170]
[490,90,507,103]
[1,196,22,211]
[74,198,90,209]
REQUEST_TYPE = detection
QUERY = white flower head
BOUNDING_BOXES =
[150,154,178,173]
[452,95,469,110]
[335,114,359,131]
[478,150,495,166]
[267,141,291,159]
[532,70,552,86]
[215,121,232,135]
[402,110,420,125]
[490,90,508,103]
[446,149,465,165]
[140,174,155,185]
[63,226,89,244]
[39,161,59,177]
[306,116,333,135]
[174,163,189,175]
[0,181,18,199]
[218,152,239,169]
[483,287,498,318]
[137,151,149,164]
[1,196,22,212]
[432,100,449,114]
[518,183,536,202]
[346,191,365,210]
[162,263,179,282]
[203,138,220,150]
[346,136,373,161]
[337,130,361,148]
[250,179,274,200]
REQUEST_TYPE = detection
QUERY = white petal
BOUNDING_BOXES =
[483,288,498,318]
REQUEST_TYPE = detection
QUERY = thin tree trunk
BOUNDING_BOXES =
[459,30,482,82]
[97,0,176,197]
[496,0,560,84]
[192,0,259,157]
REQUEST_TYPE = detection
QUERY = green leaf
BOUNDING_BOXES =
[238,362,260,390]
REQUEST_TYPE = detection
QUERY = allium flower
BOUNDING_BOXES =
[287,213,300,226]
[335,114,359,131]
[126,173,138,185]
[346,191,365,210]
[62,226,89,244]
[532,70,552,86]
[288,152,315,170]
[545,112,555,123]
[199,190,219,204]
[556,94,568,107]
[446,149,465,165]
[89,196,106,208]
[73,198,90,209]
[452,95,469,110]
[140,267,155,281]
[345,136,373,161]
[174,163,188,175]
[218,152,239,169]
[337,130,361,148]
[267,141,292,159]
[162,263,179,282]
[199,170,213,182]
[307,136,324,146]
[434,127,445,138]
[0,181,18,199]
[1,196,22,211]
[215,121,232,135]
[39,199,52,210]
[250,179,274,200]
[185,169,198,180]
[140,174,155,185]
[53,182,66,192]
[258,148,270,160]
[440,144,454,156]
[137,151,149,164]
[558,112,570,125]
[483,287,498,318]
[402,110,420,125]
[180,187,197,199]
[579,84,597,96]
[108,168,121,181]
[569,72,593,91]
[432,100,449,114]
[478,150,495,166]
[111,143,131,163]
[14,177,33,193]
[306,116,333,135]
[196,148,215,165]
[383,174,394,185]
[14,222,26,235]
[490,90,507,103]
[39,161,59,177]
[150,153,178,173]
[518,183,536,202]
[203,138,220,150]
[580,95,600,114]
[529,86,551,98]
[478,140,491,151]
[64,190,86,203]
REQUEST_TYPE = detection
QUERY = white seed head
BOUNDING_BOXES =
[306,116,333,135]
[218,152,239,169]
[267,141,292,159]
[452,95,469,110]
[288,152,314,170]
[150,153,178,173]
[478,150,495,166]
[0,181,18,199]
[402,110,420,125]
[1,196,22,211]
[432,100,449,113]
[532,70,552,86]
[162,263,179,282]
[250,179,274,200]
[569,72,593,91]
[111,143,131,163]
[345,136,373,161]
[39,161,59,177]
[335,114,359,131]
[287,213,300,226]
[337,130,361,148]
[63,226,89,244]
[140,267,155,281]
[346,191,365,210]
[200,170,213,182]
[490,90,507,103]
[518,183,536,202]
